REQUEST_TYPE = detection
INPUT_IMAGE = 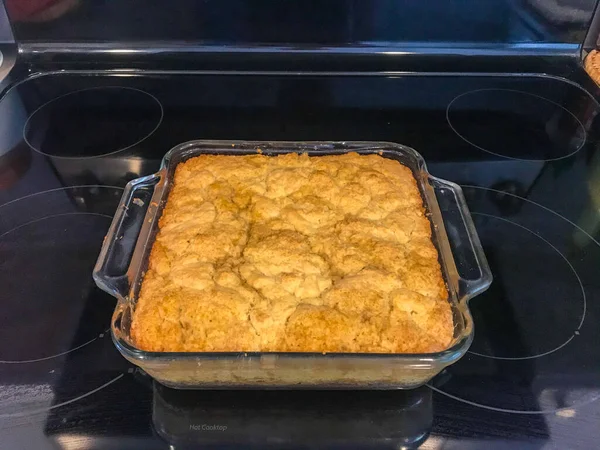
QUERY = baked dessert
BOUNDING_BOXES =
[586,49,600,86]
[131,152,453,353]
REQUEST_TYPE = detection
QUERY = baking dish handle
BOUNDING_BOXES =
[429,176,492,302]
[93,174,161,300]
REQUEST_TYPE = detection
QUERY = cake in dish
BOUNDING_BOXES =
[131,152,453,353]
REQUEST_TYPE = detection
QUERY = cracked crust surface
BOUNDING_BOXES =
[131,152,453,353]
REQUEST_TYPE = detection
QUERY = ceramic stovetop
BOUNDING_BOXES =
[0,70,600,449]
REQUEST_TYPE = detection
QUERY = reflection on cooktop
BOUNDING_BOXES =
[153,382,432,449]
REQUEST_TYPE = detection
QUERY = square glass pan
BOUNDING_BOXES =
[94,140,492,389]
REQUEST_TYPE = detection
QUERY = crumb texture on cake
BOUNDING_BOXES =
[131,152,452,353]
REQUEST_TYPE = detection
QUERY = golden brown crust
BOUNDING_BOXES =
[131,152,453,353]
[586,50,600,85]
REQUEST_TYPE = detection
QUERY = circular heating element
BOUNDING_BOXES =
[446,89,586,161]
[428,185,600,414]
[0,186,122,362]
[467,212,585,360]
[23,87,163,158]
[0,186,132,420]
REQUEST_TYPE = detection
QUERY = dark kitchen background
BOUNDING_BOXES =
[4,0,597,45]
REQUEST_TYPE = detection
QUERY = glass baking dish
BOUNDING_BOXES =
[93,140,492,389]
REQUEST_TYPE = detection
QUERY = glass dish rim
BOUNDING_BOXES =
[102,139,488,367]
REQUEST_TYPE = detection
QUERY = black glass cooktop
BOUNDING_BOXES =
[1,70,600,449]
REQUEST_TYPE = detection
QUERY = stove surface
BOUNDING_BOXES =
[1,70,600,449]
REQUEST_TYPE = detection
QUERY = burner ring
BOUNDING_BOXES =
[23,86,163,159]
[0,331,107,364]
[0,186,122,364]
[446,88,586,162]
[427,384,600,415]
[427,185,600,414]
[467,212,585,361]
